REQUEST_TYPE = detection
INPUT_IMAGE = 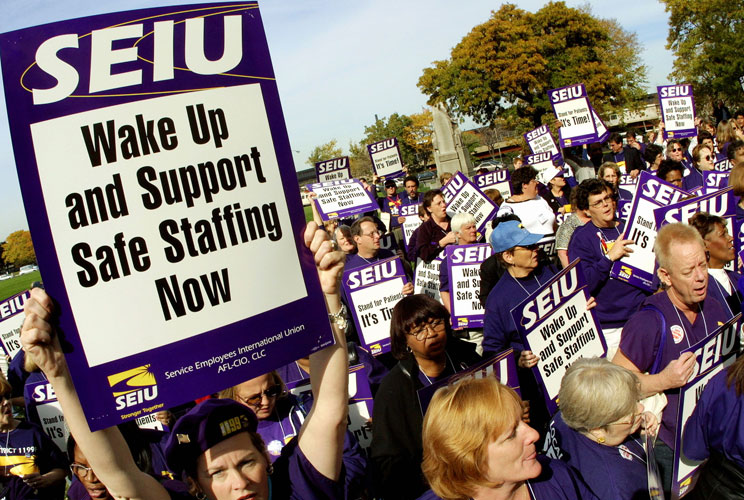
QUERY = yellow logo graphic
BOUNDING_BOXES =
[0,455,38,476]
[620,266,633,277]
[108,365,157,397]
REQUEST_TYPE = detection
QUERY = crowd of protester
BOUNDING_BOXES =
[5,110,744,500]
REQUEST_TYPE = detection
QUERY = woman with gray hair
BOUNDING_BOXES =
[438,212,483,352]
[544,357,658,500]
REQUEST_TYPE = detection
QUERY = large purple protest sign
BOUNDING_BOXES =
[414,257,443,303]
[400,203,422,250]
[619,174,639,199]
[654,187,737,229]
[343,257,407,356]
[307,179,378,221]
[315,156,350,183]
[0,4,336,430]
[473,169,512,199]
[445,244,493,328]
[417,350,519,415]
[658,85,697,140]
[671,315,740,500]
[441,172,499,237]
[25,379,69,453]
[524,125,561,162]
[611,172,689,292]
[617,199,633,224]
[367,137,403,179]
[348,364,374,452]
[511,260,605,415]
[0,291,29,360]
[703,170,729,194]
[549,84,597,147]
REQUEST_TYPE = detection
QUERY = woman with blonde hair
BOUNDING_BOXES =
[421,377,597,500]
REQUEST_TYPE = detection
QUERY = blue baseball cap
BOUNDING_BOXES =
[164,399,258,477]
[489,220,543,253]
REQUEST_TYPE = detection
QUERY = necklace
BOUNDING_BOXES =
[671,302,707,348]
[510,272,542,297]
[420,353,454,385]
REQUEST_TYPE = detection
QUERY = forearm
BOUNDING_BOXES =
[440,291,451,313]
[299,291,349,480]
[48,371,168,500]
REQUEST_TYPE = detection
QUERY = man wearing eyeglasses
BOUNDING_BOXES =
[568,179,651,359]
[603,132,644,178]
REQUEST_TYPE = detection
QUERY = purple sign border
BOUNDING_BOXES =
[366,137,404,180]
[511,260,606,415]
[441,171,499,237]
[658,84,697,140]
[653,187,737,229]
[416,349,520,415]
[0,4,335,431]
[445,244,493,328]
[306,179,379,221]
[548,83,598,147]
[314,155,351,183]
[342,257,408,356]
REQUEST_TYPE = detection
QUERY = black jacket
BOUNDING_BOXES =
[603,146,644,174]
[369,338,481,499]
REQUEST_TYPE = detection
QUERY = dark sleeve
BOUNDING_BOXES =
[34,424,68,472]
[567,228,612,296]
[416,221,443,263]
[682,380,713,461]
[479,255,501,307]
[370,371,427,499]
[627,147,644,173]
[406,227,420,262]
[355,345,389,395]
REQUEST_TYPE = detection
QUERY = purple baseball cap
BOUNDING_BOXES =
[164,399,258,476]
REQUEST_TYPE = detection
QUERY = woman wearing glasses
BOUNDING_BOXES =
[370,294,481,499]
[683,144,717,192]
[544,357,658,500]
[0,377,67,500]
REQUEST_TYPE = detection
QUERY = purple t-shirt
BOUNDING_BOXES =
[272,438,345,499]
[345,248,395,271]
[415,455,598,499]
[567,221,650,328]
[619,291,729,447]
[544,412,647,500]
[683,366,744,469]
[483,263,558,355]
[682,167,703,192]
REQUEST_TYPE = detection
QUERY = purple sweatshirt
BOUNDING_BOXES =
[567,221,650,328]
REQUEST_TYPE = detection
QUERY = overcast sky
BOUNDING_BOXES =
[0,0,674,241]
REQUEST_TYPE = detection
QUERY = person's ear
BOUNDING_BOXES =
[503,250,515,265]
[657,266,672,288]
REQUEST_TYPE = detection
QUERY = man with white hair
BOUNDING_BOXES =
[612,223,731,497]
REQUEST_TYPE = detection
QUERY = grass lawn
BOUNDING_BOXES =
[0,271,41,302]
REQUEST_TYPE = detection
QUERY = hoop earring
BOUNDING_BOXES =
[267,464,274,475]
[196,492,208,500]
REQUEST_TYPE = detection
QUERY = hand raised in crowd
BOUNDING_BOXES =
[154,411,175,428]
[21,288,65,379]
[640,411,659,438]
[304,221,345,296]
[439,231,457,248]
[629,169,640,179]
[518,350,538,369]
[402,282,414,296]
[586,296,597,310]
[607,239,635,262]
[660,351,696,389]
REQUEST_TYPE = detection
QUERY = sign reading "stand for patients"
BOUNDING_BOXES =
[0,4,335,430]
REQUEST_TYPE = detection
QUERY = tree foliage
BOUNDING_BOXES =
[306,139,343,166]
[417,2,647,132]
[348,140,373,179]
[361,112,434,171]
[662,0,744,109]
[1,230,36,267]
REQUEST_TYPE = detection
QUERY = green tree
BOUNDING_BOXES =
[661,0,744,110]
[306,139,343,167]
[418,2,647,132]
[348,141,373,179]
[2,230,36,267]
[401,110,434,170]
[362,113,416,168]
